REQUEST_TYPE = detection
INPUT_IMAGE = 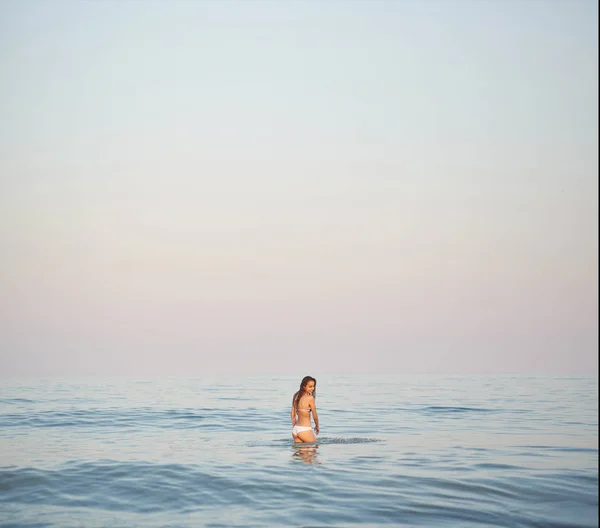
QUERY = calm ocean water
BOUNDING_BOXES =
[0,375,597,527]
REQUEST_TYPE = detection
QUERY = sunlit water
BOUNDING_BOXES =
[1,375,597,527]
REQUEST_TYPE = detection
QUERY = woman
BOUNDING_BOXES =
[291,376,320,443]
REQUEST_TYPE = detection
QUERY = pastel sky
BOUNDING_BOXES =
[1,0,597,378]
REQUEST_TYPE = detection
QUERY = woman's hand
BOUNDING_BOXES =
[314,425,320,435]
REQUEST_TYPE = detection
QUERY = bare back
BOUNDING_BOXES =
[294,394,315,427]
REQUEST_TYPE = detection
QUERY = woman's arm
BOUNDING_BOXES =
[309,396,319,435]
[290,401,296,426]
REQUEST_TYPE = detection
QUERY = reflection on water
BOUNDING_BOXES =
[292,443,320,465]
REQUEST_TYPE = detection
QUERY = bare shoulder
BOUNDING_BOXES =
[298,394,315,408]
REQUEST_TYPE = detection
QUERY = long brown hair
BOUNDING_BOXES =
[293,375,317,409]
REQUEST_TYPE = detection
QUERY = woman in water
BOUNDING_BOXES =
[291,376,320,443]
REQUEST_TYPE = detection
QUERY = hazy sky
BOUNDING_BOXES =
[1,0,597,377]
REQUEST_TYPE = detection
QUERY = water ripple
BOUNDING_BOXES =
[0,407,267,431]
[0,375,597,527]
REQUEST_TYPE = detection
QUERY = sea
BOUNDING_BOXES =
[0,375,597,528]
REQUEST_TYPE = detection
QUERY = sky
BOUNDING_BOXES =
[0,0,597,378]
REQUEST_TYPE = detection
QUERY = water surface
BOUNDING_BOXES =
[1,375,597,527]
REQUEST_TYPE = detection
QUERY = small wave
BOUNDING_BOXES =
[263,437,383,447]
[0,397,37,405]
[422,406,498,413]
[517,445,598,454]
[474,463,526,470]
[0,407,268,431]
[314,437,383,445]
[0,461,257,512]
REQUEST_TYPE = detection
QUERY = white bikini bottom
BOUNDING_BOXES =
[292,425,312,435]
